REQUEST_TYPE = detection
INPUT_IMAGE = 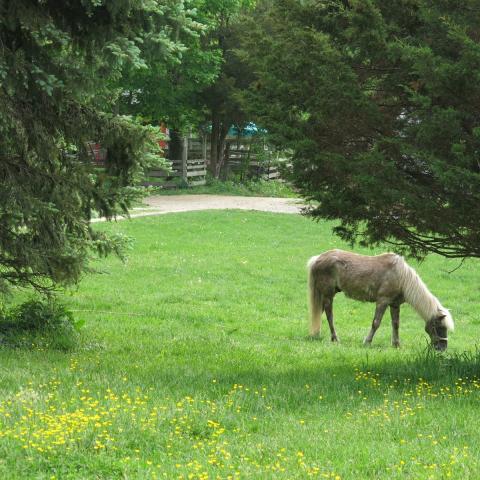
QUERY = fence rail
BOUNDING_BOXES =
[143,158,207,188]
[228,160,281,181]
[227,145,282,181]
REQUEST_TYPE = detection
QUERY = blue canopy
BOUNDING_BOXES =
[228,122,266,137]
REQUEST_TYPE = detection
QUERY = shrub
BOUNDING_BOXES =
[0,298,82,350]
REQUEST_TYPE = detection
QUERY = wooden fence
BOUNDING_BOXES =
[87,139,207,188]
[144,158,207,188]
[226,145,281,181]
[231,160,281,180]
[88,136,285,188]
[143,136,208,188]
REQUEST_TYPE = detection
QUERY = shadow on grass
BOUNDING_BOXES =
[294,332,480,383]
[117,333,480,411]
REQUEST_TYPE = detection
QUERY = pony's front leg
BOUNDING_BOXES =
[364,303,388,345]
[390,305,400,348]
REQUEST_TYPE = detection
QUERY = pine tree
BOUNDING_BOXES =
[243,0,480,258]
[0,1,192,292]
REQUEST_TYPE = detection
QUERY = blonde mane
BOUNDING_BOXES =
[396,258,454,331]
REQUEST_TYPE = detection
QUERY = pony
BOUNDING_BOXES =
[307,249,454,350]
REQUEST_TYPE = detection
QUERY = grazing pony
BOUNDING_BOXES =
[307,249,454,350]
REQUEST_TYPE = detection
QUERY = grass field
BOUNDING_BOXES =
[1,210,479,479]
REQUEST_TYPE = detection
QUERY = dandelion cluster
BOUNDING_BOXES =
[1,357,478,479]
[353,368,479,478]
[0,373,340,479]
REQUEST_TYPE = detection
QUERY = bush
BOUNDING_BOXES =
[0,298,82,350]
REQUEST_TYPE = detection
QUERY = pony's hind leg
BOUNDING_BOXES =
[324,298,339,342]
[390,305,400,348]
[309,292,324,338]
[364,302,388,345]
[308,268,325,338]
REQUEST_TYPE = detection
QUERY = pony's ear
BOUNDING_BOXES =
[437,308,448,319]
[438,309,454,332]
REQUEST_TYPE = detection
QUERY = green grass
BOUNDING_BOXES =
[152,177,298,198]
[1,210,480,479]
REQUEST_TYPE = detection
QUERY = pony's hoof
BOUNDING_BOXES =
[363,338,372,346]
[392,342,401,348]
[307,334,320,341]
[331,336,339,343]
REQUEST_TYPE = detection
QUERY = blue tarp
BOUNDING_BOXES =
[228,122,266,137]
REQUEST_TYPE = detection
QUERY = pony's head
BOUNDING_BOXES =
[425,307,454,351]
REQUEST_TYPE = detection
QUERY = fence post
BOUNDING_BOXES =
[202,132,207,164]
[181,136,188,183]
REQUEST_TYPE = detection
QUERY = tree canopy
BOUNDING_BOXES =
[242,0,480,259]
[117,1,222,129]
[117,0,256,177]
[0,0,199,292]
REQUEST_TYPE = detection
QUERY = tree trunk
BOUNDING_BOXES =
[215,125,229,178]
[210,108,231,178]
[168,130,183,161]
[221,141,231,180]
[210,111,220,176]
[181,136,188,183]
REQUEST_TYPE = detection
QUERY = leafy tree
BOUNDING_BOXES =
[243,0,480,258]
[0,0,193,293]
[118,1,221,130]
[117,0,256,177]
[201,0,256,177]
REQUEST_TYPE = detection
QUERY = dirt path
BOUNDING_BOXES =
[93,194,304,222]
[145,194,304,214]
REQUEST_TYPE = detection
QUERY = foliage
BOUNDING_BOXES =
[0,0,195,292]
[231,133,286,182]
[117,0,255,133]
[157,175,297,196]
[202,1,257,176]
[9,299,78,331]
[117,1,221,129]
[242,0,480,259]
[0,298,80,350]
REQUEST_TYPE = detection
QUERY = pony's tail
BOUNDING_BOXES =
[308,256,323,336]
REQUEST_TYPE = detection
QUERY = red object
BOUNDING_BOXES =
[159,122,170,149]
[88,142,107,165]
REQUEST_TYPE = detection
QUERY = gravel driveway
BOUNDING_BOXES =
[146,194,302,214]
[92,194,304,222]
